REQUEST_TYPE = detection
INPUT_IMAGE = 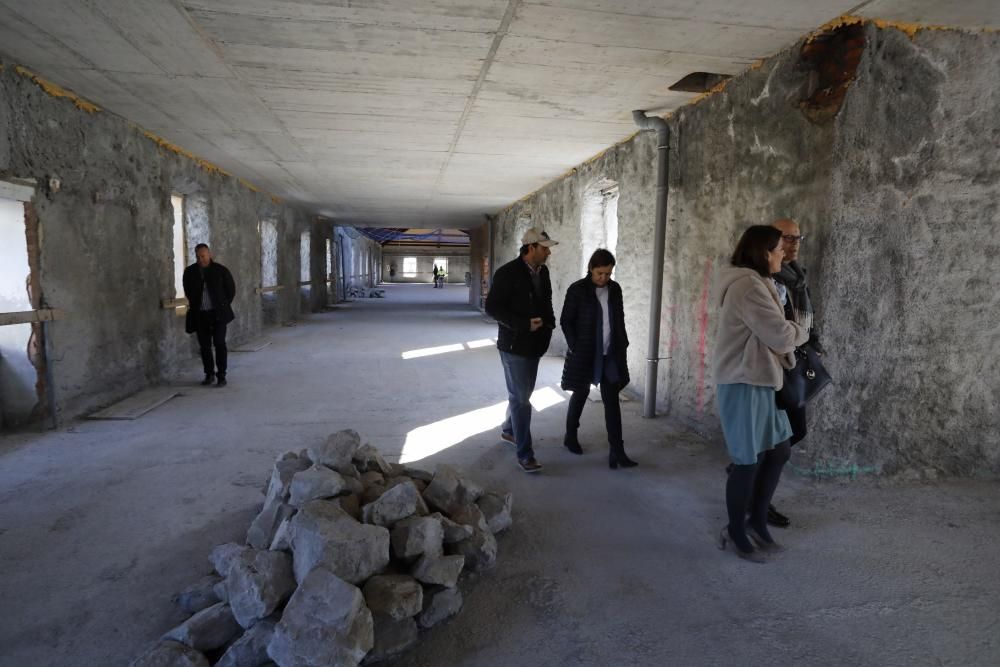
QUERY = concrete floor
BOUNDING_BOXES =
[0,284,997,666]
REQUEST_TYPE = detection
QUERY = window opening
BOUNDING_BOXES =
[171,194,186,298]
[402,257,417,277]
[0,195,37,426]
[260,219,278,288]
[300,231,310,283]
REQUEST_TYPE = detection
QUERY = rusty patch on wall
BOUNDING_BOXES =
[14,66,101,113]
[798,22,866,124]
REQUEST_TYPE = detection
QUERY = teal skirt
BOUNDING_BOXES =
[716,383,792,465]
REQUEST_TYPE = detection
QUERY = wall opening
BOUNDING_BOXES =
[434,257,448,279]
[0,195,37,427]
[260,219,278,288]
[170,194,186,298]
[300,231,310,283]
[403,257,417,277]
[580,180,619,276]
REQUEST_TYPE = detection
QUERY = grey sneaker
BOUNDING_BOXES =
[518,457,542,473]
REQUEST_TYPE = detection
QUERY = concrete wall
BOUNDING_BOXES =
[382,247,471,284]
[0,57,314,421]
[491,24,1000,477]
[332,226,382,300]
[468,224,490,309]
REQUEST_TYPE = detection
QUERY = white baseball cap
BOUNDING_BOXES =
[521,228,558,247]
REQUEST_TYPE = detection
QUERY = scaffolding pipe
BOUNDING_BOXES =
[632,110,670,418]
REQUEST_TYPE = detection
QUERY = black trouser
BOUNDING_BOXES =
[195,310,228,377]
[785,404,807,446]
[565,371,623,452]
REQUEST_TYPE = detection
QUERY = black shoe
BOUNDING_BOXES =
[518,457,542,473]
[766,504,790,528]
[201,374,215,386]
[609,451,638,469]
[216,375,227,387]
[563,435,583,455]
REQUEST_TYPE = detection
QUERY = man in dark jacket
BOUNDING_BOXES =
[485,228,558,473]
[183,243,236,387]
[770,218,823,527]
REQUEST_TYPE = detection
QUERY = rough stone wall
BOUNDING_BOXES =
[0,57,312,420]
[493,135,657,358]
[332,226,382,300]
[492,25,1000,476]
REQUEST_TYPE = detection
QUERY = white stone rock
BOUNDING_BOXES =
[267,568,373,667]
[365,616,418,663]
[361,481,425,527]
[307,429,362,471]
[227,550,296,629]
[264,458,312,506]
[417,587,462,629]
[209,543,250,577]
[130,640,209,667]
[288,465,348,507]
[411,554,465,588]
[428,512,474,544]
[162,602,242,651]
[390,516,444,561]
[353,443,392,475]
[476,492,513,534]
[422,465,481,514]
[215,617,277,667]
[173,574,222,614]
[246,499,296,550]
[289,500,390,585]
[269,517,293,552]
[362,575,423,620]
[448,529,498,572]
[448,503,490,533]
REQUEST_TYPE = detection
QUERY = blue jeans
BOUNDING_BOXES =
[499,351,539,461]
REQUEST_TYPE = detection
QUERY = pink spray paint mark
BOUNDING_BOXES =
[695,258,713,414]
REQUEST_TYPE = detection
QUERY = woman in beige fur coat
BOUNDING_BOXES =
[713,225,808,562]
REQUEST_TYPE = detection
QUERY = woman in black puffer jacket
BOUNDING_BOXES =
[560,249,636,469]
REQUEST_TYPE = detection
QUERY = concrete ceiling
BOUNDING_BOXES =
[0,1,997,227]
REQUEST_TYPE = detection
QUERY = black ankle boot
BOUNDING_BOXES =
[609,448,638,469]
[563,434,583,455]
[201,373,214,386]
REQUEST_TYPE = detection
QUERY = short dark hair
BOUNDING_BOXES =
[587,248,616,273]
[194,243,209,252]
[731,225,781,277]
[519,244,531,256]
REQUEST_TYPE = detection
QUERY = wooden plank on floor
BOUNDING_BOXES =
[231,338,271,352]
[87,387,179,420]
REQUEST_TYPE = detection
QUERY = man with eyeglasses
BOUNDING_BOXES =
[770,218,824,528]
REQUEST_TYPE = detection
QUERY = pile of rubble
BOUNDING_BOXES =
[131,430,512,666]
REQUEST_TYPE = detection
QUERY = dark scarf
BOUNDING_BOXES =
[774,261,813,330]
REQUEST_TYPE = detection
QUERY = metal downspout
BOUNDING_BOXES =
[632,110,670,418]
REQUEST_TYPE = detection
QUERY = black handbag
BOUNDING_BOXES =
[776,343,831,410]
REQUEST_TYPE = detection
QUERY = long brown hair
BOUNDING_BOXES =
[731,226,781,277]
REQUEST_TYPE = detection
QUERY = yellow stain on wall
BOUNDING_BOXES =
[141,130,231,177]
[15,66,101,113]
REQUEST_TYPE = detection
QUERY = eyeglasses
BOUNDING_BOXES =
[781,234,806,244]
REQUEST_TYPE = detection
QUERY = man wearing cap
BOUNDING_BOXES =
[485,228,559,473]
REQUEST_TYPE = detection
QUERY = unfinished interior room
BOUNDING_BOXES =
[0,1,998,666]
